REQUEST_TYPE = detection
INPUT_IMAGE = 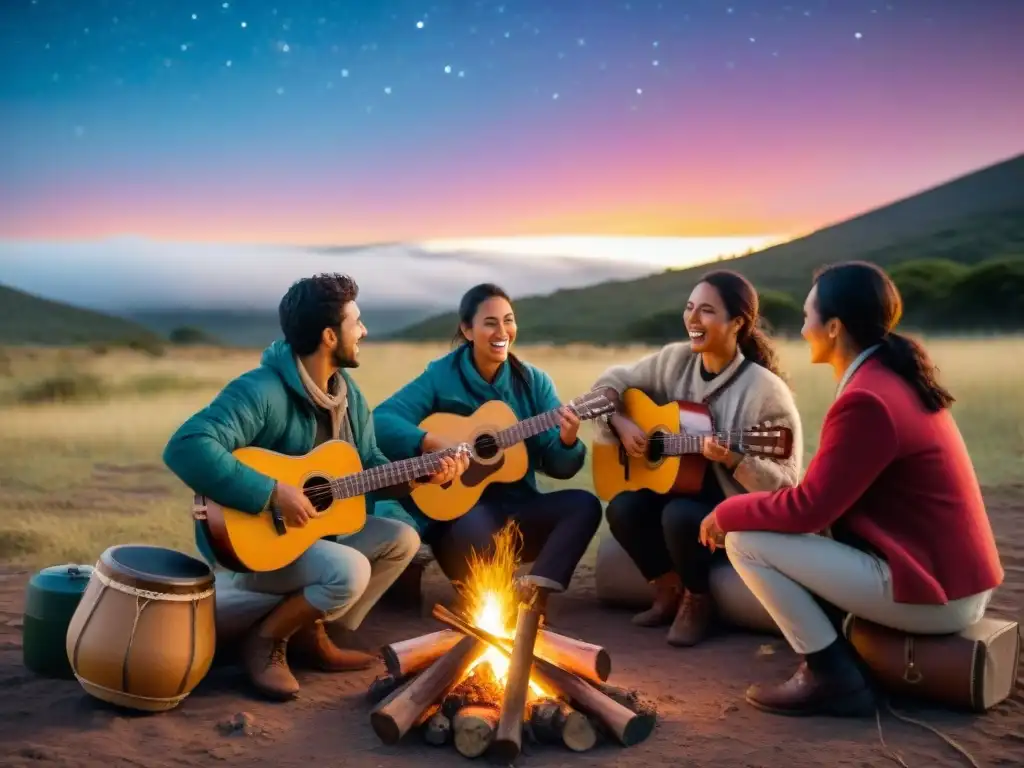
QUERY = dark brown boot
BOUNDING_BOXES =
[666,590,715,646]
[324,622,373,653]
[242,593,323,701]
[291,621,377,672]
[632,573,681,627]
[744,641,875,717]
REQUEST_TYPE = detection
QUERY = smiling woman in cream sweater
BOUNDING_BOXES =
[594,270,804,647]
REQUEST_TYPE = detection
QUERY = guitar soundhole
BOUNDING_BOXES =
[647,430,667,462]
[473,432,500,461]
[302,475,334,513]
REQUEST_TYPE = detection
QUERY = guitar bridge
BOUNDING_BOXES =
[270,505,287,536]
[618,444,631,481]
[191,494,209,521]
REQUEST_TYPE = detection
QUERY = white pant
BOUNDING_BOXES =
[725,531,993,654]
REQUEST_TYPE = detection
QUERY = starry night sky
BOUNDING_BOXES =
[1,0,1022,246]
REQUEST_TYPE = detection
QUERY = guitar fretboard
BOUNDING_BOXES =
[655,430,750,455]
[495,407,567,449]
[328,447,461,500]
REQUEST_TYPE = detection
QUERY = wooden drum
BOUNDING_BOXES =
[65,544,216,712]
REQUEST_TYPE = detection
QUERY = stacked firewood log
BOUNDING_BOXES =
[366,607,657,759]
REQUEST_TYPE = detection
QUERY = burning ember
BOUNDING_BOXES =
[367,523,658,759]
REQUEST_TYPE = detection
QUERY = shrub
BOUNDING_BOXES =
[624,309,682,344]
[16,373,107,404]
[945,257,1024,329]
[126,374,214,396]
[758,290,803,335]
[116,335,166,357]
[169,326,220,345]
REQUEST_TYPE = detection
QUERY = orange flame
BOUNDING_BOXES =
[454,521,548,698]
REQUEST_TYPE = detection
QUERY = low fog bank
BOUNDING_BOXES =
[0,237,658,313]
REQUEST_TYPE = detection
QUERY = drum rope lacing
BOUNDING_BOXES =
[93,566,216,601]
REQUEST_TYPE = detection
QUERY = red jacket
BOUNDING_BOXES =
[715,357,1003,604]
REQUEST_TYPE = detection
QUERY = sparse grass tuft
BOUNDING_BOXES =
[15,372,107,404]
[124,373,219,396]
[0,528,49,560]
[8,370,219,405]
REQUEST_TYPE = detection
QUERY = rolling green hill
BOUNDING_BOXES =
[391,153,1024,343]
[0,283,164,347]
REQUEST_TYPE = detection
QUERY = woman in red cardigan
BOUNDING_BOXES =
[698,261,1003,717]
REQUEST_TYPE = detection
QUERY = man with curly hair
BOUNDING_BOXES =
[163,273,468,700]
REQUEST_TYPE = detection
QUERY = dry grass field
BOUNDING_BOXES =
[1,337,1022,569]
[2,338,1024,768]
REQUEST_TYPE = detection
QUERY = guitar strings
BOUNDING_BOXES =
[294,407,594,507]
[291,394,771,507]
[293,417,591,507]
[297,429,784,505]
[296,449,470,506]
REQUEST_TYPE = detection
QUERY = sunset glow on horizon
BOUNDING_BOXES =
[1,1,1021,247]
[418,234,791,268]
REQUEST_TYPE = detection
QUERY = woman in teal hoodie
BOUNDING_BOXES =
[373,283,602,591]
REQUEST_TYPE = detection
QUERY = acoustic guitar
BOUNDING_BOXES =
[191,440,471,573]
[409,386,620,521]
[591,388,793,501]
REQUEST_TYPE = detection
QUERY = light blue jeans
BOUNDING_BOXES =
[228,516,421,627]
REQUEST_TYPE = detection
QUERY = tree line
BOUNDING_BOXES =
[627,255,1024,342]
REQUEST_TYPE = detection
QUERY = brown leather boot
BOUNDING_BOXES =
[632,572,682,627]
[666,590,715,646]
[242,593,322,701]
[291,621,377,672]
[744,641,875,717]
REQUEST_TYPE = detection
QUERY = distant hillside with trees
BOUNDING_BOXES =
[390,153,1024,343]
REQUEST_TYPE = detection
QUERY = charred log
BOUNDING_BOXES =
[366,672,409,705]
[528,698,598,752]
[422,710,452,746]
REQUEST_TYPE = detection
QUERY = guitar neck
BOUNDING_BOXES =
[660,430,754,456]
[330,448,457,500]
[495,406,566,449]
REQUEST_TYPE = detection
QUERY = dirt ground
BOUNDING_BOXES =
[1,488,1022,768]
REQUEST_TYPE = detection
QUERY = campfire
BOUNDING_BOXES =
[367,524,656,760]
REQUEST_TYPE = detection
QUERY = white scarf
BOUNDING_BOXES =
[295,356,354,443]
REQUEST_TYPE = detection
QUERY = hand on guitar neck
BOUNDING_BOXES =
[421,432,457,454]
[412,443,471,488]
[700,435,743,470]
[416,433,472,486]
[556,406,582,446]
